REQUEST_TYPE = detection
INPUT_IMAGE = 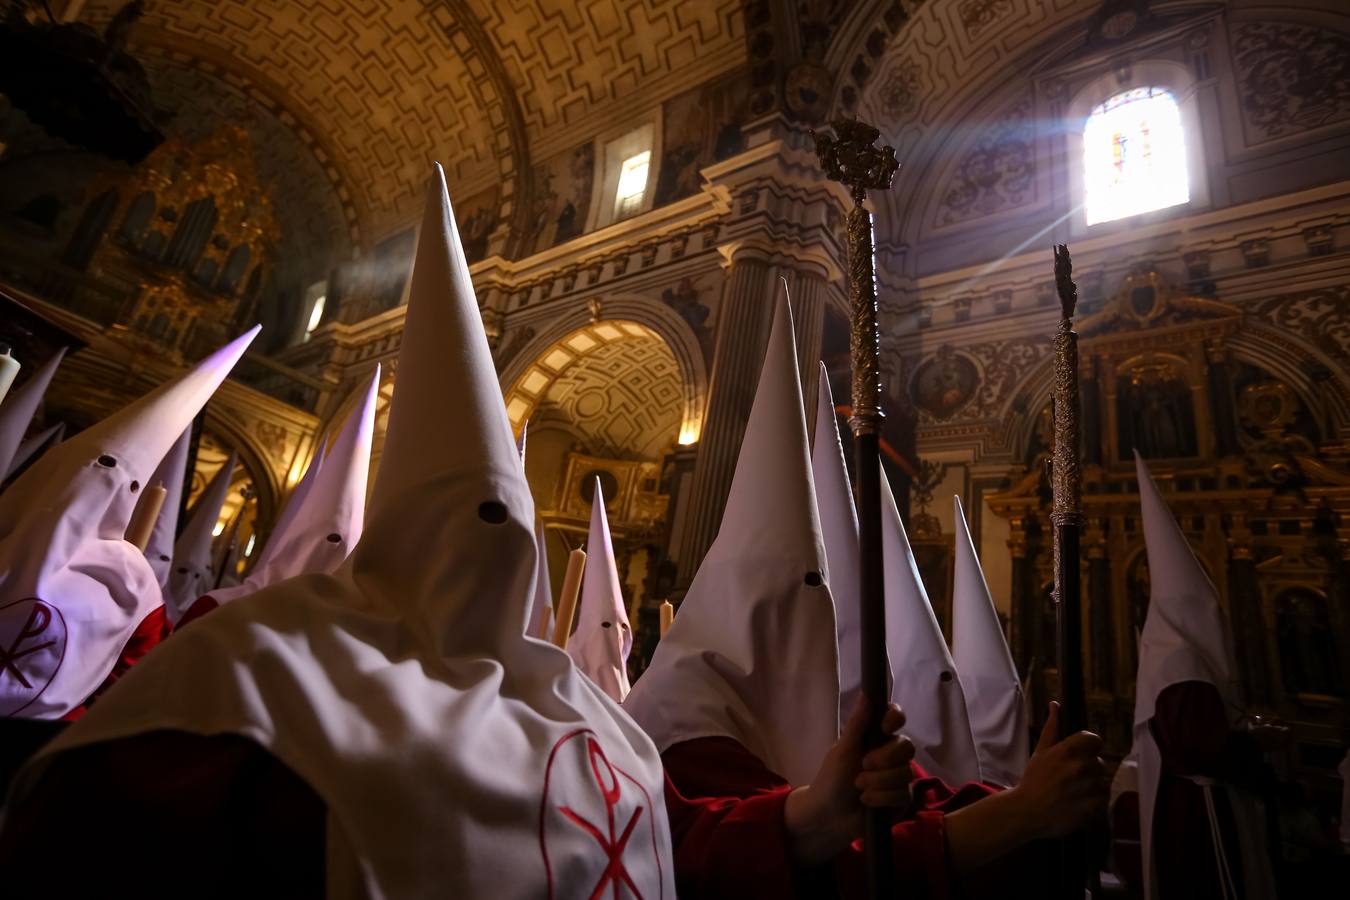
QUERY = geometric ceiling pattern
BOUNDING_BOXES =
[81,0,745,244]
[505,321,683,461]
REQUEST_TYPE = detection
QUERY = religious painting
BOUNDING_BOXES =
[653,72,750,208]
[524,142,595,257]
[455,183,500,265]
[911,346,979,420]
[1115,362,1197,460]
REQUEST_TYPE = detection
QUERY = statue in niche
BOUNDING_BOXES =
[1116,366,1197,459]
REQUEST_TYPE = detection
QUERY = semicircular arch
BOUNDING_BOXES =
[499,294,709,445]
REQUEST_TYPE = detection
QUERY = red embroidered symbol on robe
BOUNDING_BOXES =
[540,729,664,899]
[0,598,67,717]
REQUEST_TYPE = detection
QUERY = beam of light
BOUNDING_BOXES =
[928,201,1086,310]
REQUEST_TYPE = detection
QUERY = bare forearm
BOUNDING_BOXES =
[943,787,1044,871]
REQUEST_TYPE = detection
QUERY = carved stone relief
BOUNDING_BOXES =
[1251,286,1350,366]
[1232,22,1350,141]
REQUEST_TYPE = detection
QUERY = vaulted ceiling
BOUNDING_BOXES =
[80,0,746,248]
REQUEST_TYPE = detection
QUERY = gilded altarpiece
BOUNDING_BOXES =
[987,271,1350,794]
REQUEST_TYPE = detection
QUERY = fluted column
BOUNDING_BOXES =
[675,253,777,583]
[786,269,827,436]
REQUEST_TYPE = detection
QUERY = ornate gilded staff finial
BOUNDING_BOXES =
[812,119,900,204]
[1054,243,1078,322]
[812,118,897,900]
[813,119,898,439]
[1049,243,1090,898]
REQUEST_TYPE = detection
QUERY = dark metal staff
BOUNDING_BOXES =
[1051,244,1089,898]
[814,119,899,900]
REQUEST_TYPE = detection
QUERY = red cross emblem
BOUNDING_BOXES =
[539,729,664,900]
[0,598,67,717]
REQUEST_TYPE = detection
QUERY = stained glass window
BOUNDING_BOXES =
[1083,87,1188,225]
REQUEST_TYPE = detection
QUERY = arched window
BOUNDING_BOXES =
[1083,87,1188,225]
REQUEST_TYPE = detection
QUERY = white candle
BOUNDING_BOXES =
[0,345,20,407]
[552,548,587,650]
[125,483,167,551]
[659,600,674,637]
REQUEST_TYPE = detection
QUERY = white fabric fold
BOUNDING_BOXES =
[0,328,256,718]
[207,367,379,609]
[0,347,65,479]
[951,495,1028,786]
[568,479,632,701]
[24,166,674,898]
[165,452,235,620]
[879,468,981,785]
[625,290,839,786]
[811,363,862,730]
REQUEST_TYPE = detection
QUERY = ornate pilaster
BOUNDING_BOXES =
[786,267,827,433]
[676,252,777,581]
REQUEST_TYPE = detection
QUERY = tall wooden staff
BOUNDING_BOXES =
[814,119,899,899]
[1051,245,1089,897]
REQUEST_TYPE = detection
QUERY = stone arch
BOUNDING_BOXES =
[499,294,710,446]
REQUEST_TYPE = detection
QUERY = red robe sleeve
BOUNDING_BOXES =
[664,737,958,899]
[663,774,812,898]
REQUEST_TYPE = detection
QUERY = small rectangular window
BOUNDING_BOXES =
[614,151,651,220]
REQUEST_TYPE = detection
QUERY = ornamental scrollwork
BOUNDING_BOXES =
[1232,22,1350,140]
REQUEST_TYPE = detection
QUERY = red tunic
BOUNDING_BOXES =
[664,736,1060,899]
[0,729,807,898]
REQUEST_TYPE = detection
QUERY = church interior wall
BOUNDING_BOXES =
[2,0,1348,821]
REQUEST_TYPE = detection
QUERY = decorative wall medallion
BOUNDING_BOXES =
[877,59,922,121]
[1233,22,1350,140]
[911,345,979,420]
[1239,381,1298,436]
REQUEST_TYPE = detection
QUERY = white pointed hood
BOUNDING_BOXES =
[3,420,65,480]
[569,480,632,701]
[625,292,839,785]
[517,420,554,640]
[952,495,1028,787]
[880,468,981,784]
[0,328,257,718]
[811,363,862,728]
[527,517,554,639]
[0,347,66,479]
[139,427,189,590]
[1132,451,1252,900]
[253,437,328,578]
[208,368,379,608]
[164,451,235,620]
[26,167,675,898]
